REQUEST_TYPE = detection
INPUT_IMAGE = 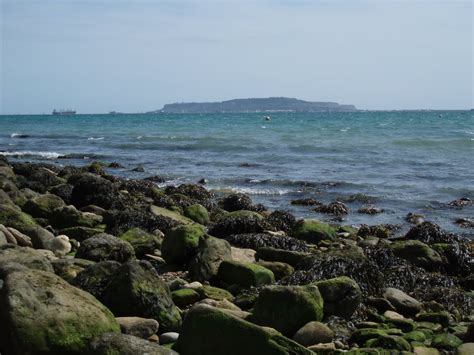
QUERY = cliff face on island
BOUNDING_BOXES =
[158,97,357,113]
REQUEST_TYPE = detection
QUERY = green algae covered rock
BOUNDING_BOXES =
[291,219,336,243]
[0,204,37,235]
[313,276,362,319]
[0,266,120,354]
[49,205,103,229]
[171,288,201,307]
[71,260,122,299]
[22,193,66,218]
[416,312,451,328]
[350,328,390,344]
[162,224,205,264]
[257,260,294,280]
[101,260,182,333]
[250,285,324,336]
[176,304,313,355]
[367,335,411,351]
[150,205,195,225]
[431,333,463,351]
[197,285,234,301]
[391,240,443,270]
[184,204,210,225]
[256,246,311,267]
[189,236,232,282]
[76,233,135,262]
[120,227,162,258]
[217,260,275,289]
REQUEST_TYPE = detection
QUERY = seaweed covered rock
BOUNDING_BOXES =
[105,207,180,236]
[0,266,120,354]
[250,285,324,336]
[177,304,312,355]
[266,210,297,233]
[406,221,457,244]
[209,210,272,238]
[383,288,421,316]
[0,244,54,272]
[184,204,210,225]
[165,183,213,203]
[119,227,162,258]
[219,193,265,212]
[22,193,66,218]
[161,224,205,265]
[76,233,135,262]
[390,240,443,270]
[217,260,275,289]
[71,260,122,299]
[70,173,122,209]
[225,233,309,252]
[314,201,349,215]
[256,247,311,267]
[13,163,65,193]
[292,321,334,346]
[188,236,232,282]
[101,260,182,333]
[88,333,177,355]
[291,219,337,243]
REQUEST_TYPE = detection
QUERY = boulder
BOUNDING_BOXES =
[457,343,474,355]
[49,205,103,229]
[383,287,421,315]
[176,304,313,355]
[291,220,336,243]
[196,285,234,301]
[101,260,182,333]
[256,260,294,280]
[116,317,159,339]
[416,312,451,328]
[369,335,412,351]
[119,227,162,258]
[256,247,310,267]
[313,276,361,319]
[59,226,104,242]
[161,224,204,265]
[171,288,202,307]
[71,260,122,299]
[391,240,444,270]
[231,246,256,263]
[70,173,122,209]
[5,227,32,247]
[0,267,119,354]
[219,193,262,212]
[22,193,65,218]
[88,333,177,355]
[184,204,210,225]
[150,205,195,226]
[431,333,463,351]
[0,245,53,272]
[293,321,334,346]
[160,332,179,345]
[76,233,135,262]
[217,260,275,289]
[189,236,232,282]
[51,258,94,282]
[250,285,324,336]
[43,235,72,257]
[350,328,390,344]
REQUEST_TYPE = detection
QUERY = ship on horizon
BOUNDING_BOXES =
[52,109,76,115]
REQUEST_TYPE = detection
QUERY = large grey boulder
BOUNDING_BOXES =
[189,236,232,282]
[76,233,135,262]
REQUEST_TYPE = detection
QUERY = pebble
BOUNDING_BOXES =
[159,332,179,344]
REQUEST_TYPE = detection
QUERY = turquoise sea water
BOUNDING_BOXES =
[1,111,473,236]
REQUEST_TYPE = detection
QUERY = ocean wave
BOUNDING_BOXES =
[59,153,108,160]
[87,136,105,141]
[211,186,292,196]
[0,151,63,159]
[10,133,30,138]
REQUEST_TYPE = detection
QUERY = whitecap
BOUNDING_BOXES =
[0,151,63,159]
[214,186,291,196]
[137,136,143,139]
[10,133,29,138]
[87,137,104,141]
[261,126,266,129]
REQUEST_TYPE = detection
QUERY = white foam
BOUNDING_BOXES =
[0,151,62,159]
[214,186,291,196]
[87,136,104,141]
[10,133,21,138]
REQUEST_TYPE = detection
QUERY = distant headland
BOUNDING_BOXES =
[151,97,357,113]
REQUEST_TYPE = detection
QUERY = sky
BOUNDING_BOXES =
[0,0,472,114]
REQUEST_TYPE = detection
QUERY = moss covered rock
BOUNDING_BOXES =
[150,205,195,225]
[431,333,462,350]
[217,260,275,289]
[256,260,294,280]
[313,276,361,319]
[176,304,313,355]
[250,285,324,336]
[350,328,390,344]
[256,247,311,267]
[291,220,336,243]
[184,204,210,225]
[120,227,162,258]
[369,335,412,351]
[101,260,182,333]
[0,267,120,354]
[71,260,122,299]
[197,285,234,301]
[162,224,205,265]
[49,205,103,229]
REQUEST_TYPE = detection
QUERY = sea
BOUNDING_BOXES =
[1,111,473,236]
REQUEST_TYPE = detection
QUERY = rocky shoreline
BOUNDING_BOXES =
[0,157,472,354]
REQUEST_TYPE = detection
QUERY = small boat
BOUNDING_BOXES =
[263,115,272,121]
[52,109,76,115]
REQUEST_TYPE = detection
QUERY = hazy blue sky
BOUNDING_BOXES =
[1,0,472,114]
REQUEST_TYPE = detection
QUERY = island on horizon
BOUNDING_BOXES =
[151,97,357,114]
